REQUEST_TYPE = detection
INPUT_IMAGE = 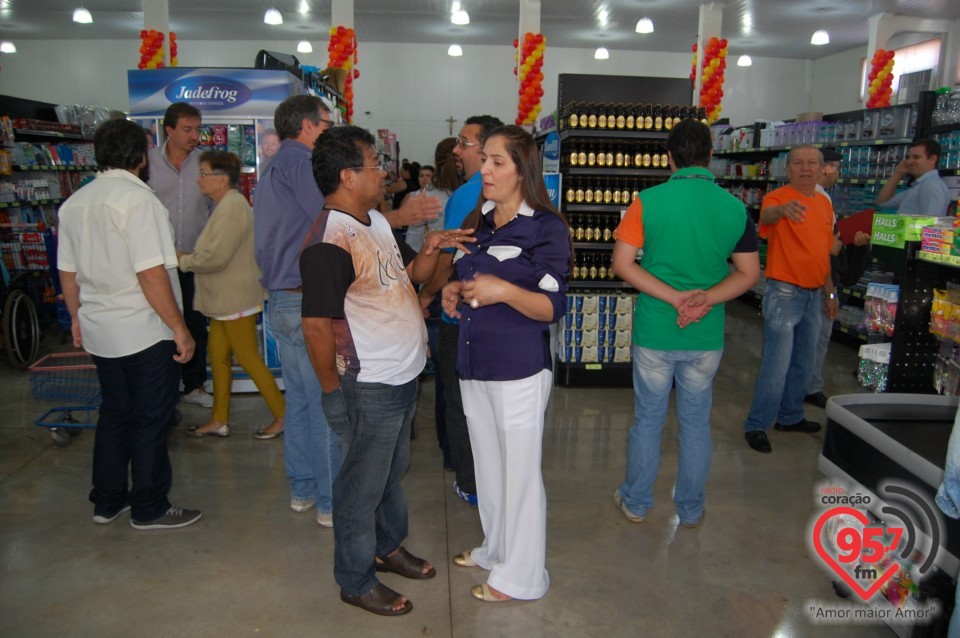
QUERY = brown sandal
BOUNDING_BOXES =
[340,582,413,616]
[374,546,436,579]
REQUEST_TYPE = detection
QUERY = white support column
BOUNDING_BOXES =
[866,12,955,92]
[518,0,541,80]
[332,0,354,28]
[143,0,170,65]
[695,3,724,105]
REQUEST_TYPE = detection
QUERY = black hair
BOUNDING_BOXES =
[464,115,505,145]
[665,119,713,168]
[274,95,329,141]
[199,150,242,188]
[94,119,149,172]
[911,138,942,165]
[312,125,376,196]
[162,102,201,131]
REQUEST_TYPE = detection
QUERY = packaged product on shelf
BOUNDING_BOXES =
[227,125,242,156]
[933,340,960,395]
[862,282,899,337]
[857,342,891,392]
[242,126,257,166]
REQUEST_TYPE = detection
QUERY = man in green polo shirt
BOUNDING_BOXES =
[611,119,760,528]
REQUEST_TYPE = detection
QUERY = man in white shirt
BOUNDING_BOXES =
[876,138,951,216]
[58,118,201,530]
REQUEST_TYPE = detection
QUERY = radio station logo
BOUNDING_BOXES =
[806,480,944,625]
[165,76,252,110]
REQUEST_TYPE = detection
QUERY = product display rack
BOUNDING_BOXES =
[553,73,690,387]
[0,95,98,368]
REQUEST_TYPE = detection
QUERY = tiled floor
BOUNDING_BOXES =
[0,302,893,637]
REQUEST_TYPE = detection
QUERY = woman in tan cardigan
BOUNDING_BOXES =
[178,150,284,439]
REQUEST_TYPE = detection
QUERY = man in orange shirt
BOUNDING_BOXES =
[742,145,838,453]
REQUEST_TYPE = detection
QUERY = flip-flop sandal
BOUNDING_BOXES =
[375,546,436,579]
[340,582,413,616]
[453,550,477,567]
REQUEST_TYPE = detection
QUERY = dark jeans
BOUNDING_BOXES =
[439,321,475,494]
[178,270,208,394]
[89,340,180,521]
[425,313,449,467]
[322,376,418,596]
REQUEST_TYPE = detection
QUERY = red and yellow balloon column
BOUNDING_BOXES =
[697,37,727,123]
[514,32,545,126]
[138,30,177,69]
[327,26,357,123]
[866,49,895,109]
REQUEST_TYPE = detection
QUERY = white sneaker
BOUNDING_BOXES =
[290,496,316,513]
[317,511,333,528]
[203,380,213,394]
[183,388,214,408]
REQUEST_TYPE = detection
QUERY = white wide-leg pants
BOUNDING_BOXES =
[460,369,552,600]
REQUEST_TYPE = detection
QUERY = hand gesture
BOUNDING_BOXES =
[442,281,463,319]
[422,228,475,256]
[852,231,871,247]
[674,290,712,328]
[172,329,196,364]
[779,200,808,223]
[399,189,442,226]
[460,273,507,311]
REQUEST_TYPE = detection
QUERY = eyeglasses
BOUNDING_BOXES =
[347,164,385,172]
[456,137,479,149]
[198,171,225,178]
[318,118,336,128]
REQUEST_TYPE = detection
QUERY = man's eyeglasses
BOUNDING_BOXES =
[318,118,337,128]
[456,137,479,149]
[198,171,225,178]
[347,164,385,172]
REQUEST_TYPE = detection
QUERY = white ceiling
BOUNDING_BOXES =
[0,0,958,60]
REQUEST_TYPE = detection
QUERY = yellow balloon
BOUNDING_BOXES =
[702,73,711,83]
[710,58,721,68]
[878,69,888,80]
[146,61,158,69]
[718,49,727,58]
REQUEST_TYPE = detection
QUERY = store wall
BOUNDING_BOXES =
[810,46,868,115]
[2,38,817,164]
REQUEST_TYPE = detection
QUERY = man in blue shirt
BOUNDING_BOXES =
[421,114,502,507]
[876,138,951,216]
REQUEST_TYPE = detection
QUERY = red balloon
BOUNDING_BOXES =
[353,69,360,79]
[886,50,895,59]
[513,38,519,48]
[692,43,698,52]
[336,26,346,35]
[516,117,524,125]
[524,33,534,43]
[535,87,544,97]
[719,38,728,48]
[535,33,544,44]
[140,30,147,38]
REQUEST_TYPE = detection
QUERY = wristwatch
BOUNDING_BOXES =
[825,292,837,300]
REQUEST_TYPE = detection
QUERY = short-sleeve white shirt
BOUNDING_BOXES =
[57,169,182,358]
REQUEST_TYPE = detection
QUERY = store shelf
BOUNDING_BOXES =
[569,281,633,290]
[559,129,669,141]
[713,137,914,157]
[13,128,85,140]
[0,198,63,208]
[554,360,633,387]
[567,167,668,177]
[835,324,868,342]
[572,241,615,250]
[13,164,95,172]
[715,175,778,182]
[565,203,627,213]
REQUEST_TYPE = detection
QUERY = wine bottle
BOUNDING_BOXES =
[654,104,663,131]
[602,179,613,204]
[592,181,603,205]
[615,103,626,130]
[584,181,594,204]
[614,141,625,168]
[575,180,585,203]
[588,253,598,280]
[642,104,653,131]
[586,141,597,167]
[596,140,606,168]
[664,104,674,131]
[565,179,576,204]
[587,103,598,129]
[566,102,580,129]
[651,145,661,169]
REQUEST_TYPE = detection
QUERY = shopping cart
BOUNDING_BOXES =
[29,351,100,447]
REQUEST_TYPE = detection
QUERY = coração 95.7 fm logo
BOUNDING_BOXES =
[807,479,944,624]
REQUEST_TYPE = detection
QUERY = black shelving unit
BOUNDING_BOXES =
[554,73,690,387]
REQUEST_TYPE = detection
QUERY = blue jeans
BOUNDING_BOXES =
[322,376,418,596]
[90,340,180,521]
[268,290,340,513]
[619,346,722,524]
[938,406,960,637]
[807,306,834,395]
[743,280,822,432]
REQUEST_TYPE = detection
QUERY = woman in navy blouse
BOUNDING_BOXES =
[441,125,572,602]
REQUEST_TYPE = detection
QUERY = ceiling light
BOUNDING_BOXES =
[635,17,654,34]
[0,41,16,53]
[297,40,313,53]
[448,44,463,57]
[594,47,610,60]
[811,29,829,46]
[72,7,92,24]
[452,1,461,11]
[737,54,752,67]
[264,8,283,26]
[451,9,470,25]
[298,1,309,14]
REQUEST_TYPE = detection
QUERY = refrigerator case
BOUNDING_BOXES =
[128,68,300,392]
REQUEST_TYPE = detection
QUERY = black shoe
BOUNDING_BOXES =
[774,418,821,433]
[744,430,772,453]
[804,392,828,409]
